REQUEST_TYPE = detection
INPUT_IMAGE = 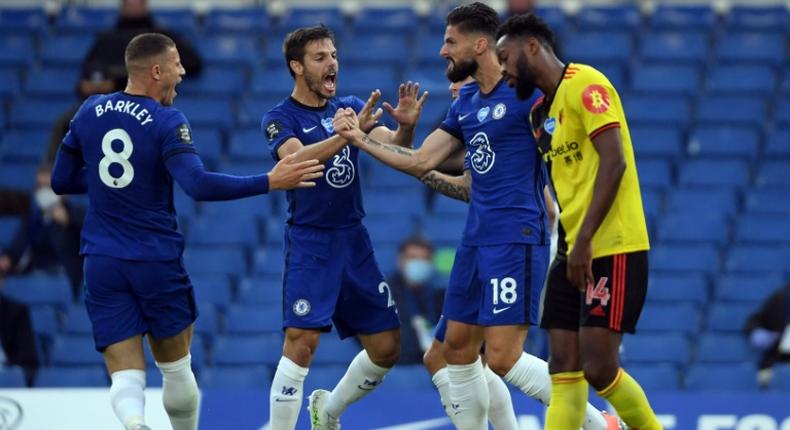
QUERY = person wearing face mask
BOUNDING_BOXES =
[0,166,85,300]
[388,236,444,364]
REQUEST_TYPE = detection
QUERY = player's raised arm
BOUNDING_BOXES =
[364,82,429,148]
[334,108,462,179]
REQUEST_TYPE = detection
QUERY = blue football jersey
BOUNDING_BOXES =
[262,96,366,229]
[440,81,549,247]
[62,92,196,260]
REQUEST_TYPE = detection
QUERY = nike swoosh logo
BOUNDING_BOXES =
[492,307,511,314]
[357,385,375,391]
[458,113,470,121]
[303,126,317,133]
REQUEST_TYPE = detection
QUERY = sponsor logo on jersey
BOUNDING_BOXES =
[477,106,490,122]
[469,132,495,174]
[492,103,506,120]
[293,299,311,316]
[582,84,611,114]
[177,123,192,144]
[266,122,282,141]
[327,146,355,188]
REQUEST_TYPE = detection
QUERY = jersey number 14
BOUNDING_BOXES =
[99,128,135,189]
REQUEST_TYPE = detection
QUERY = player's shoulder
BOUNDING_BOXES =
[337,95,365,111]
[564,63,614,89]
[459,81,480,100]
[263,98,296,119]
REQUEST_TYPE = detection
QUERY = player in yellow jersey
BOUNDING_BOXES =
[495,14,662,430]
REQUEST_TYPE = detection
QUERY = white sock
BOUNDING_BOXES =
[484,365,519,430]
[447,356,489,430]
[269,356,309,430]
[156,354,201,430]
[431,368,452,416]
[502,352,608,430]
[109,369,146,430]
[324,350,390,418]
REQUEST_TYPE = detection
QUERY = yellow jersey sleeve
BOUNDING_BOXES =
[566,68,621,140]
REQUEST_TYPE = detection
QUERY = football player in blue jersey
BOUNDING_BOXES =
[50,33,323,430]
[334,4,623,430]
[260,26,428,430]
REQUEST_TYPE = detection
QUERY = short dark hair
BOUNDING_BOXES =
[125,32,175,69]
[446,2,500,39]
[496,13,556,50]
[283,25,335,79]
[398,235,434,255]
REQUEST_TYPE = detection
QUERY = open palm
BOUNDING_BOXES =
[383,81,429,127]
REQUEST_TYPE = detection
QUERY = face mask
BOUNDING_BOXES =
[34,187,59,211]
[403,259,433,285]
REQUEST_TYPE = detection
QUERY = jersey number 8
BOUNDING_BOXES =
[99,128,135,189]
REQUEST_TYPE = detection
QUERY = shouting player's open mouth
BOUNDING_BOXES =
[323,71,337,92]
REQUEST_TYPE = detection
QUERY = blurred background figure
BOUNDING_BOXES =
[0,276,40,386]
[507,0,536,15]
[0,166,84,300]
[389,236,444,364]
[744,282,790,387]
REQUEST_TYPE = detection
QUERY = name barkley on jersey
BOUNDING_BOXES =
[94,99,153,126]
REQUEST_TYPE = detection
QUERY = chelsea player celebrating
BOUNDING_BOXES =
[260,25,427,430]
[51,33,323,430]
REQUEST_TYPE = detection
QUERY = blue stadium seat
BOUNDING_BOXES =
[225,305,281,335]
[724,6,789,31]
[367,167,420,190]
[563,31,632,64]
[0,68,20,99]
[576,5,641,30]
[10,98,74,129]
[190,127,223,167]
[687,126,759,158]
[647,273,708,306]
[0,366,26,387]
[353,7,416,32]
[63,305,93,335]
[51,335,102,366]
[177,67,245,97]
[665,187,739,218]
[278,8,344,31]
[635,159,672,189]
[745,187,790,215]
[183,247,247,278]
[626,364,681,391]
[0,162,38,190]
[0,35,35,67]
[621,334,690,365]
[205,7,268,33]
[173,97,233,130]
[384,365,435,390]
[35,366,108,387]
[55,7,116,34]
[228,128,269,161]
[373,243,398,276]
[365,189,427,219]
[696,96,767,126]
[212,334,283,366]
[705,66,777,95]
[196,36,260,67]
[191,274,233,310]
[783,69,790,93]
[593,63,625,91]
[3,276,72,309]
[152,9,198,35]
[716,33,785,65]
[342,35,410,66]
[685,363,758,390]
[413,30,446,66]
[24,67,81,97]
[624,95,690,126]
[532,6,568,32]
[0,216,20,249]
[250,66,295,98]
[0,130,50,162]
[725,245,790,273]
[238,95,285,127]
[40,35,94,66]
[640,188,663,225]
[237,275,282,307]
[364,216,417,245]
[312,335,361,365]
[756,161,790,187]
[303,364,347,394]
[657,213,729,245]
[264,219,285,245]
[650,244,720,274]
[188,215,259,248]
[769,365,790,391]
[422,215,465,249]
[706,302,755,332]
[199,365,271,388]
[193,304,218,344]
[637,303,701,335]
[776,99,790,126]
[30,305,59,344]
[338,66,398,97]
[678,160,750,190]
[715,272,784,303]
[639,31,708,63]
[631,64,699,95]
[433,194,468,217]
[253,245,284,277]
[649,5,716,30]
[0,8,48,33]
[696,333,756,363]
[735,215,790,245]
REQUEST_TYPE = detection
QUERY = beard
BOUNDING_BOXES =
[513,54,537,100]
[305,70,334,99]
[446,57,478,83]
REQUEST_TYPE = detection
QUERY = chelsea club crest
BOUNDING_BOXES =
[492,103,506,120]
[293,299,311,316]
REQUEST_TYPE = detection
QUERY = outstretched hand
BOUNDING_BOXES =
[383,81,429,127]
[358,90,384,132]
[268,153,325,190]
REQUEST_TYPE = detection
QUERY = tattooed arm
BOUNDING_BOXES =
[421,169,472,203]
